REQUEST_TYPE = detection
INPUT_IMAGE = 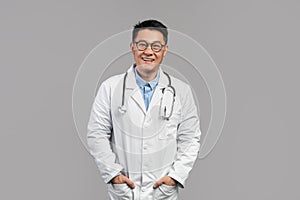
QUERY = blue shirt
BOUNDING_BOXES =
[134,67,160,111]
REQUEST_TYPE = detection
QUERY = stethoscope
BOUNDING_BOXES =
[118,68,176,120]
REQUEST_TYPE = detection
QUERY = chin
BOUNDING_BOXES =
[137,63,158,72]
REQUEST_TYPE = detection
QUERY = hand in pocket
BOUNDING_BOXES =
[111,174,135,189]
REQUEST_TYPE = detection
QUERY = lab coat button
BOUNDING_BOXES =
[146,118,152,123]
[141,187,146,192]
[143,118,152,128]
[144,122,150,128]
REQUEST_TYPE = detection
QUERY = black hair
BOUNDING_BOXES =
[132,19,168,44]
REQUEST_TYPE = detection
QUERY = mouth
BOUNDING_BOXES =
[141,57,155,63]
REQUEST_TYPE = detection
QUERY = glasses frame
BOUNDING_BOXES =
[134,40,167,53]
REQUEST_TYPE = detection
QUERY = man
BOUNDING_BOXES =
[87,19,201,200]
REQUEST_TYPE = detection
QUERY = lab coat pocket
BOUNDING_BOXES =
[155,184,178,200]
[107,183,133,200]
[158,101,181,140]
[158,119,178,140]
[158,127,177,140]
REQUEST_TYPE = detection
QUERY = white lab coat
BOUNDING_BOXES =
[87,65,201,200]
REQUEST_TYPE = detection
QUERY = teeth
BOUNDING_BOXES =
[142,57,154,62]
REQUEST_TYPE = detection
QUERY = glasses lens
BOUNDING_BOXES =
[136,41,147,51]
[151,43,163,52]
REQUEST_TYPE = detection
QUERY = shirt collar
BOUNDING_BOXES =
[134,65,160,90]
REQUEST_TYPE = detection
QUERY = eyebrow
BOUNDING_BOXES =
[135,40,164,44]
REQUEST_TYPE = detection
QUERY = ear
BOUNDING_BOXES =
[163,45,168,57]
[130,42,134,52]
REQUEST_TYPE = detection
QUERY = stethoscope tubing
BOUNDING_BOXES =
[118,68,175,120]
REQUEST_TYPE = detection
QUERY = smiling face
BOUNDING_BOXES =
[130,29,168,75]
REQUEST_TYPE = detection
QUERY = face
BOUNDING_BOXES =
[130,29,168,74]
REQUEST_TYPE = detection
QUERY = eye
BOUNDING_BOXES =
[152,43,163,51]
[137,41,147,49]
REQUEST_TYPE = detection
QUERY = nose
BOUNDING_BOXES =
[143,46,154,55]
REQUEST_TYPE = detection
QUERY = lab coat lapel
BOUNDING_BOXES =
[125,65,147,115]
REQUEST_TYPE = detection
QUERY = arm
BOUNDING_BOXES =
[87,80,124,184]
[167,85,201,188]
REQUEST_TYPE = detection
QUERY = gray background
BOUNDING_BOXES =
[1,0,299,199]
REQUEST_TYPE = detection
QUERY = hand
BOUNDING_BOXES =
[111,174,135,189]
[153,176,177,189]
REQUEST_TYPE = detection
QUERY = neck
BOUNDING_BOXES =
[135,67,158,82]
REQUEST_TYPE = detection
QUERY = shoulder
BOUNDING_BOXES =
[95,73,125,98]
[166,74,196,109]
[168,75,192,95]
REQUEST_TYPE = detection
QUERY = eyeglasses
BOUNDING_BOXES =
[134,40,166,53]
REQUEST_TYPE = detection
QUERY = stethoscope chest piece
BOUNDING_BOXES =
[118,105,127,114]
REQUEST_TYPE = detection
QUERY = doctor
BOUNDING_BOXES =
[87,19,201,200]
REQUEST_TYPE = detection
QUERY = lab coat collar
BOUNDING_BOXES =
[125,64,169,115]
[125,64,169,89]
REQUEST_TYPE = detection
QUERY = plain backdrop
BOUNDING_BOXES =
[1,0,299,199]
